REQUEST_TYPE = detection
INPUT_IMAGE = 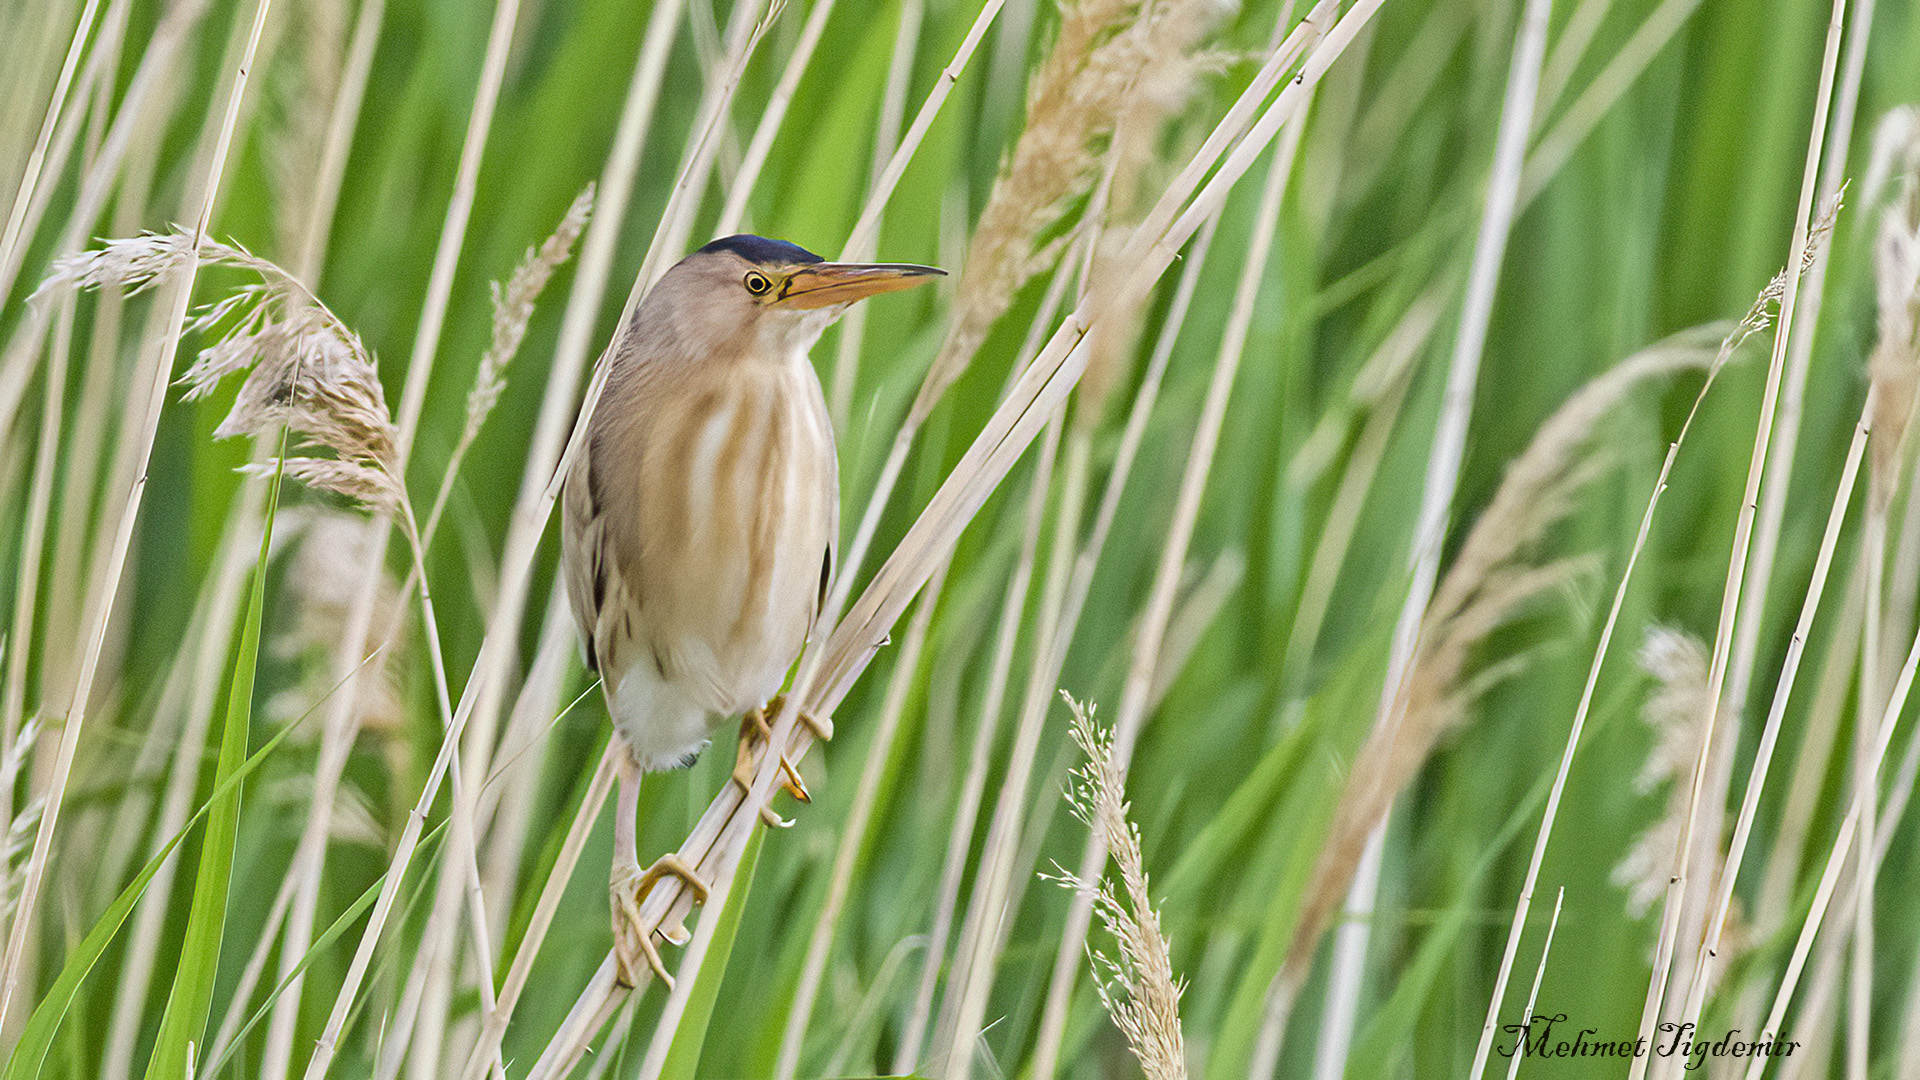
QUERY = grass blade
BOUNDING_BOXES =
[141,445,288,1077]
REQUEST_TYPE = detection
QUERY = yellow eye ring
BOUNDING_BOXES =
[744,271,773,296]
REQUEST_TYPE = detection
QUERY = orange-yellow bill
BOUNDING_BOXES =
[776,262,946,309]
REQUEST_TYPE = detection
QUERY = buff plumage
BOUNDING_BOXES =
[559,234,941,985]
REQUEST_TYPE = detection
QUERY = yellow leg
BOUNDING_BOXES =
[608,751,714,989]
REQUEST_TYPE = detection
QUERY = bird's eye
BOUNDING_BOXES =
[744,271,773,296]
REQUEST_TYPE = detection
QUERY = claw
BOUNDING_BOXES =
[734,700,820,805]
[610,854,712,990]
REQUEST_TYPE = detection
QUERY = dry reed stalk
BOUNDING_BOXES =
[0,0,197,467]
[472,594,578,924]
[35,17,161,725]
[1742,608,1920,1080]
[327,4,786,1068]
[0,0,271,1031]
[1727,0,1875,731]
[909,230,1088,1059]
[823,0,925,433]
[911,18,1259,1048]
[0,294,72,822]
[935,411,1069,1077]
[456,743,618,1080]
[0,0,132,314]
[908,0,1159,429]
[30,55,174,1059]
[838,0,1006,259]
[1692,14,1876,1066]
[821,0,1040,616]
[1035,53,1310,1079]
[281,0,530,1067]
[943,14,1296,1071]
[715,0,835,235]
[1467,248,1833,1080]
[1667,390,1870,1048]
[1050,698,1187,1080]
[1629,4,1848,1069]
[0,289,73,926]
[1503,888,1566,1080]
[1306,3,1551,1073]
[1290,338,1715,1050]
[773,562,950,1080]
[1843,108,1920,1080]
[926,217,1117,1069]
[901,274,1083,1074]
[1784,878,1853,1080]
[1279,294,1441,691]
[0,0,101,300]
[418,183,594,545]
[523,7,1385,1075]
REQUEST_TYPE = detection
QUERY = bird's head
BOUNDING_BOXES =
[650,235,945,359]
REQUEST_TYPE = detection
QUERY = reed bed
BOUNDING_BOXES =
[4,1,1920,1078]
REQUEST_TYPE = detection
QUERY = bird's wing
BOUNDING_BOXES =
[560,443,607,673]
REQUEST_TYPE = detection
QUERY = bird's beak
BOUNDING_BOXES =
[776,262,946,309]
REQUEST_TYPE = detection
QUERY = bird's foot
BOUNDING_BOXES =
[733,697,830,826]
[609,853,711,990]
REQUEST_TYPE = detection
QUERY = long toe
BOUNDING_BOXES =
[637,853,711,903]
[611,866,678,990]
[799,709,834,741]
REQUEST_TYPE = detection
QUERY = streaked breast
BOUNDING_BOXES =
[634,360,836,712]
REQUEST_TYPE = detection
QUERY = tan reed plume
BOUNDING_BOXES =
[911,0,1165,425]
[1869,122,1920,510]
[1280,336,1723,987]
[37,232,403,514]
[1052,696,1187,1080]
[1613,628,1721,917]
[1078,0,1231,421]
[466,185,595,446]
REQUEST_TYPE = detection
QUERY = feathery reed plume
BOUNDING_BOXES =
[1051,696,1187,1080]
[1610,628,1750,997]
[1612,628,1719,917]
[911,0,1161,424]
[1280,337,1722,986]
[1869,126,1920,509]
[37,231,403,514]
[465,185,593,448]
[268,507,408,736]
[1079,0,1231,420]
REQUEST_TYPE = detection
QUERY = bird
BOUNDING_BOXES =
[560,233,943,987]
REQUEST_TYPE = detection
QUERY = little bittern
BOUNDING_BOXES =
[560,234,943,986]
